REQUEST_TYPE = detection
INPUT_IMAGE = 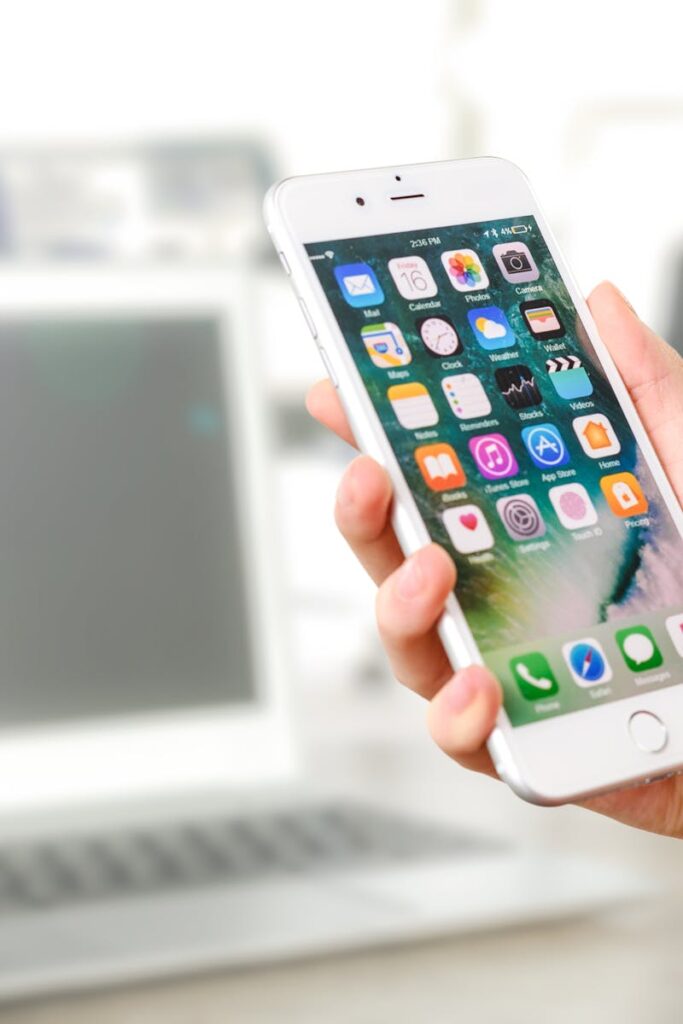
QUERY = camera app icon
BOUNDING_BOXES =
[492,242,539,283]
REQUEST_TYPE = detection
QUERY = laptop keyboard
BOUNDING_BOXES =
[0,803,499,913]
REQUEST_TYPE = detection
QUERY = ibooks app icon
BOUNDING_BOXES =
[415,443,466,492]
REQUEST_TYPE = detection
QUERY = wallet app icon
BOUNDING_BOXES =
[334,263,384,308]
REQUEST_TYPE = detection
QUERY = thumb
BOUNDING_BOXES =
[587,281,683,499]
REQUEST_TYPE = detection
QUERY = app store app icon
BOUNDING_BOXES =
[522,423,570,469]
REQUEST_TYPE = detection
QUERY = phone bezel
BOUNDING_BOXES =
[265,157,683,804]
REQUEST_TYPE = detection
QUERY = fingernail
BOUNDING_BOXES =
[441,673,477,714]
[394,554,424,600]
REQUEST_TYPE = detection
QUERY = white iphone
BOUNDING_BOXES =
[264,158,683,805]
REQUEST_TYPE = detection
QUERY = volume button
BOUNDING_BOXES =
[298,297,318,339]
[277,250,291,275]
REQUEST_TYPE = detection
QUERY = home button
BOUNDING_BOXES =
[628,711,668,753]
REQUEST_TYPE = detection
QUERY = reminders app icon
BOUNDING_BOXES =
[334,263,384,308]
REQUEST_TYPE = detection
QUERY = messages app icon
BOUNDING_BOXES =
[334,263,384,308]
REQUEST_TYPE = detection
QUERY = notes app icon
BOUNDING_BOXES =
[468,433,519,480]
[387,383,439,430]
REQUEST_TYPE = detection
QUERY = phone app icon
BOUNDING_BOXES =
[442,504,494,554]
[415,443,466,492]
[546,356,593,399]
[600,472,649,518]
[387,382,439,430]
[496,494,546,541]
[520,299,565,339]
[388,256,438,300]
[492,242,539,283]
[562,638,613,687]
[468,433,519,480]
[441,373,492,420]
[440,249,489,292]
[361,323,411,369]
[467,306,516,351]
[521,423,570,469]
[549,483,598,530]
[334,262,384,308]
[665,614,683,657]
[417,315,462,357]
[510,652,559,701]
[615,625,663,673]
[572,413,621,458]
[494,364,542,410]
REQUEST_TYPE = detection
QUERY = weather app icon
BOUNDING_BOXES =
[521,423,570,469]
[467,306,516,351]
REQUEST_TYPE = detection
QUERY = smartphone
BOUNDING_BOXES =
[264,158,683,805]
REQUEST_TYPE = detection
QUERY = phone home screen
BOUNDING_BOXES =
[306,217,683,727]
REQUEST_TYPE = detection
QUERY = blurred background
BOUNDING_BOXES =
[0,1,681,1021]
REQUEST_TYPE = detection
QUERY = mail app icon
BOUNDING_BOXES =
[334,262,385,308]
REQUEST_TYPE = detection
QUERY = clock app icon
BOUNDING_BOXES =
[417,315,462,357]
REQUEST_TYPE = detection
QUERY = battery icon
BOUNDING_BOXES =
[511,224,528,234]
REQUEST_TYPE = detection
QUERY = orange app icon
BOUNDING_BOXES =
[600,472,649,518]
[415,443,466,491]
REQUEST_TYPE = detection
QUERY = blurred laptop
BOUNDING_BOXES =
[0,268,643,1002]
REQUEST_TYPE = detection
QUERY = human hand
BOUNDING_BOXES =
[306,282,683,837]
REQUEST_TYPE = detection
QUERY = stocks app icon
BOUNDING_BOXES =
[496,494,546,541]
[494,364,542,410]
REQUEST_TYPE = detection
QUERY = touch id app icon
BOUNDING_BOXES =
[549,483,598,530]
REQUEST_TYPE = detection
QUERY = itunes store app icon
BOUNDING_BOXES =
[443,504,495,554]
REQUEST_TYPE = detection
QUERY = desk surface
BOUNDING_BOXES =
[0,725,680,1024]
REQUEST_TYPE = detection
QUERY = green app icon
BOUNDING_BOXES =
[615,625,663,672]
[510,652,559,701]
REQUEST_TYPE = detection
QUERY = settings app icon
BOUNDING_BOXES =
[496,494,546,541]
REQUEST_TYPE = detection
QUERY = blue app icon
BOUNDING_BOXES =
[521,423,570,469]
[467,306,516,351]
[563,639,613,687]
[334,262,384,308]
[546,355,593,399]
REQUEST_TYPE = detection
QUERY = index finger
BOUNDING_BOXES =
[306,379,357,448]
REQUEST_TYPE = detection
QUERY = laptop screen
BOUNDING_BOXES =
[0,314,255,723]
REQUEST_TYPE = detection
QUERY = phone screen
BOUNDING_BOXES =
[306,217,683,727]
